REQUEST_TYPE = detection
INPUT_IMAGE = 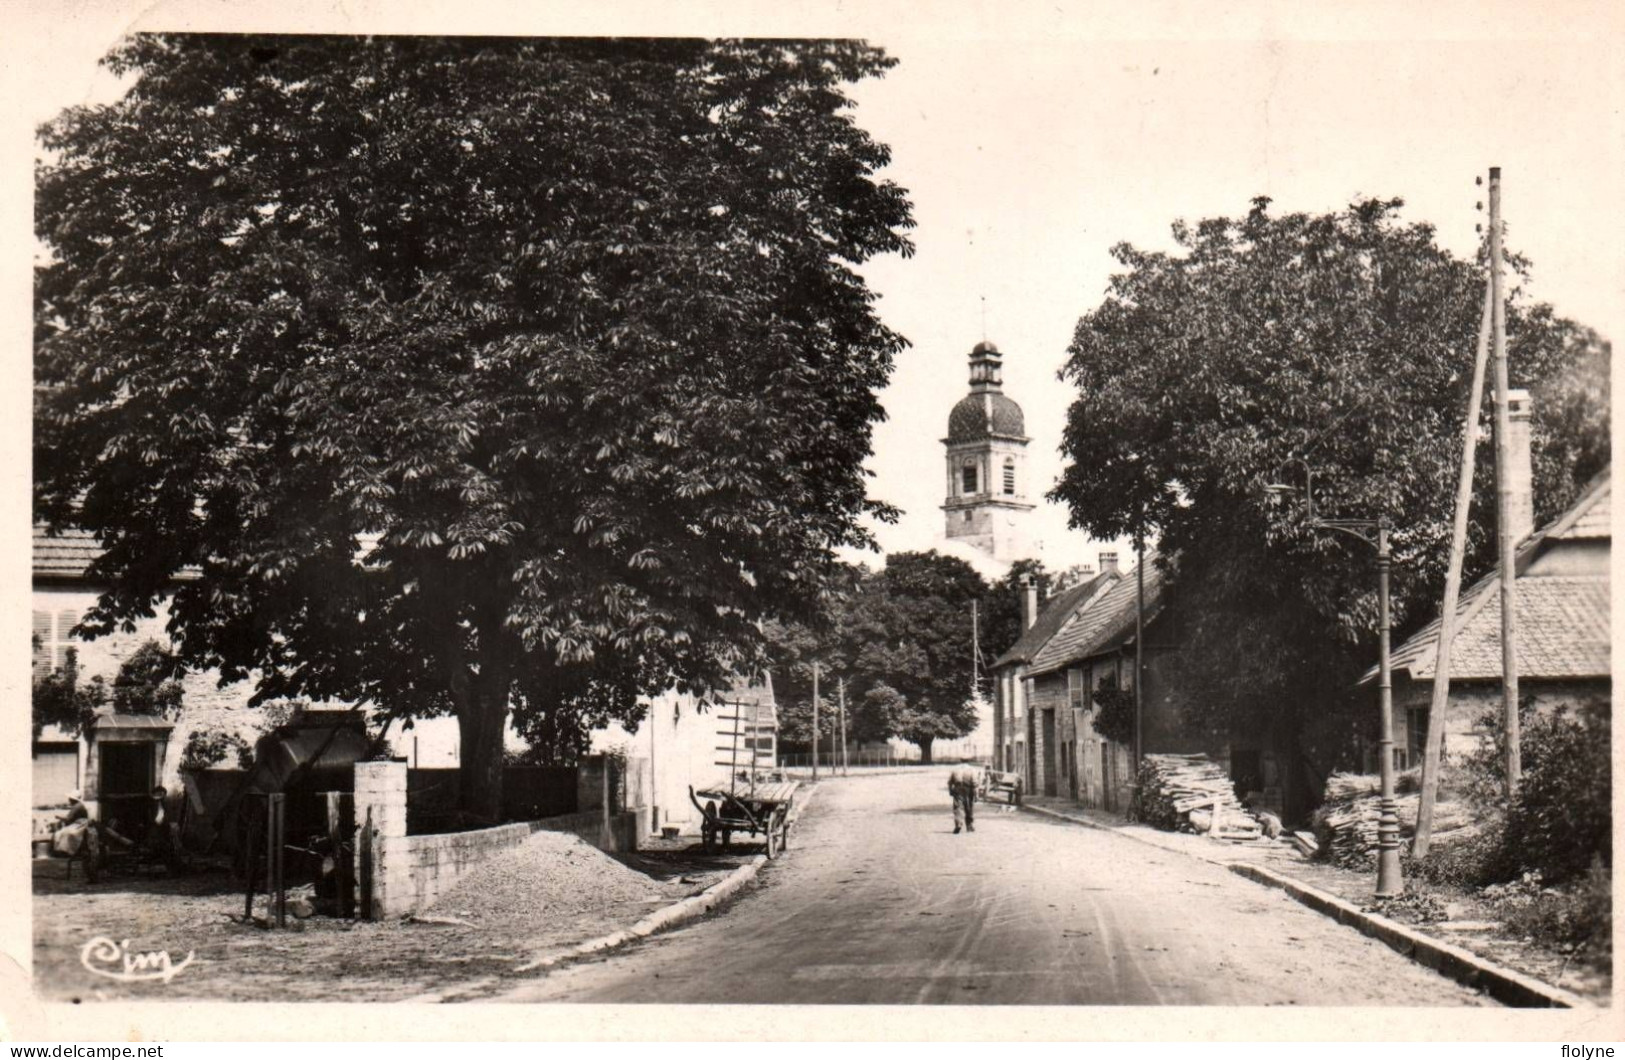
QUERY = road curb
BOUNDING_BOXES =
[1021,801,1587,1008]
[512,781,819,976]
[1022,801,1226,864]
[1227,863,1586,1009]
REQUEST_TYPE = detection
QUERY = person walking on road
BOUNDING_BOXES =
[948,766,979,834]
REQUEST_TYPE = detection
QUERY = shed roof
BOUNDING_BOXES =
[1028,552,1164,677]
[991,572,1115,669]
[89,708,174,733]
[1379,468,1610,683]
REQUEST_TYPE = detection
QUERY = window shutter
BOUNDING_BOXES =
[32,611,52,679]
[57,609,79,669]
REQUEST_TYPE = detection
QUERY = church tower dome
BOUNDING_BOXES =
[941,340,1034,562]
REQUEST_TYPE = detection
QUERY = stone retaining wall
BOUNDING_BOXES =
[354,761,541,918]
[353,758,647,919]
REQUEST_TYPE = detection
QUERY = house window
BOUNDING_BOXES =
[32,609,81,680]
[1003,458,1016,495]
[962,461,978,494]
[1067,668,1084,711]
[1407,707,1429,765]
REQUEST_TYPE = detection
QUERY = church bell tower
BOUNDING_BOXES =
[941,341,1034,561]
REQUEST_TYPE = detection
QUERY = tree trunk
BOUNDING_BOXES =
[449,609,516,825]
[918,736,934,764]
[457,687,508,825]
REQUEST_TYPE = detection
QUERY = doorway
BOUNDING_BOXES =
[99,741,156,840]
[1041,709,1057,797]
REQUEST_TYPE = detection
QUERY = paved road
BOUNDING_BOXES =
[499,769,1491,1005]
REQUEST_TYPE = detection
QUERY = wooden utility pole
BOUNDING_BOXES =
[811,661,820,781]
[971,600,980,691]
[1489,166,1521,797]
[971,599,982,762]
[1415,282,1494,857]
[839,679,849,776]
[1134,534,1145,766]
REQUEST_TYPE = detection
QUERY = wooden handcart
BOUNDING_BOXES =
[688,780,798,858]
[979,768,1023,805]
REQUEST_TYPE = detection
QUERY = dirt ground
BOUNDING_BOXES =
[502,771,1492,1004]
[1273,857,1611,1004]
[31,832,753,1003]
[1025,797,1611,1004]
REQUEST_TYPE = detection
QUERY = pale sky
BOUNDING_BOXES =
[5,1,1622,580]
[848,29,1624,571]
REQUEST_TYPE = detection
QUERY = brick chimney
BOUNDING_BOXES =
[1099,551,1120,575]
[1021,574,1039,630]
[1503,389,1535,543]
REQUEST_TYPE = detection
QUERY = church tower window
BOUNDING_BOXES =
[962,460,978,494]
[1003,458,1016,496]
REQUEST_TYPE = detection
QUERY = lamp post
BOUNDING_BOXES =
[1267,465,1404,897]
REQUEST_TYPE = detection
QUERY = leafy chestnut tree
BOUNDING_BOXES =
[765,551,985,762]
[35,35,913,820]
[1053,198,1608,800]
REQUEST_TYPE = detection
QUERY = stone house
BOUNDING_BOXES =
[591,672,777,834]
[989,568,1115,780]
[1375,466,1611,767]
[30,525,460,820]
[991,548,1262,815]
[31,526,263,817]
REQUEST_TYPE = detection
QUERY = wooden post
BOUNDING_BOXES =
[268,793,286,928]
[1488,166,1521,797]
[1415,282,1494,857]
[1134,534,1145,767]
[839,680,849,777]
[243,800,261,922]
[358,806,374,922]
[326,791,355,918]
[811,662,820,781]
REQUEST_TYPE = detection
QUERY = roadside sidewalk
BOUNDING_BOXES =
[1022,796,1598,1008]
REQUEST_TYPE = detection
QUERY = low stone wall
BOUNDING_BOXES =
[535,807,648,853]
[383,821,541,916]
[353,759,649,919]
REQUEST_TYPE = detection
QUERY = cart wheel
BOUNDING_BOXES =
[766,822,778,859]
[779,816,791,852]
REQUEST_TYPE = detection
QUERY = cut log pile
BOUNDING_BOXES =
[1311,772,1475,870]
[1133,754,1263,840]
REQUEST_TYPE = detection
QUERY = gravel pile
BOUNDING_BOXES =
[429,829,686,931]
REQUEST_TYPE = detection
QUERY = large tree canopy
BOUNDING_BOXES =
[766,550,985,761]
[35,35,914,818]
[1053,198,1609,774]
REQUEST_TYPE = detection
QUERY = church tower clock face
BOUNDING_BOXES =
[940,340,1035,563]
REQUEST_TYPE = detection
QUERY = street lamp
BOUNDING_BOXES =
[1265,463,1404,897]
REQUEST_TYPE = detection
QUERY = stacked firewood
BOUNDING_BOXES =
[1312,772,1474,870]
[1134,754,1262,840]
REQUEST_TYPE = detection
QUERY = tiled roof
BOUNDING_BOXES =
[991,573,1115,669]
[948,391,1026,442]
[1553,477,1610,540]
[1383,468,1610,683]
[1391,576,1609,681]
[1028,552,1164,677]
[33,526,102,579]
